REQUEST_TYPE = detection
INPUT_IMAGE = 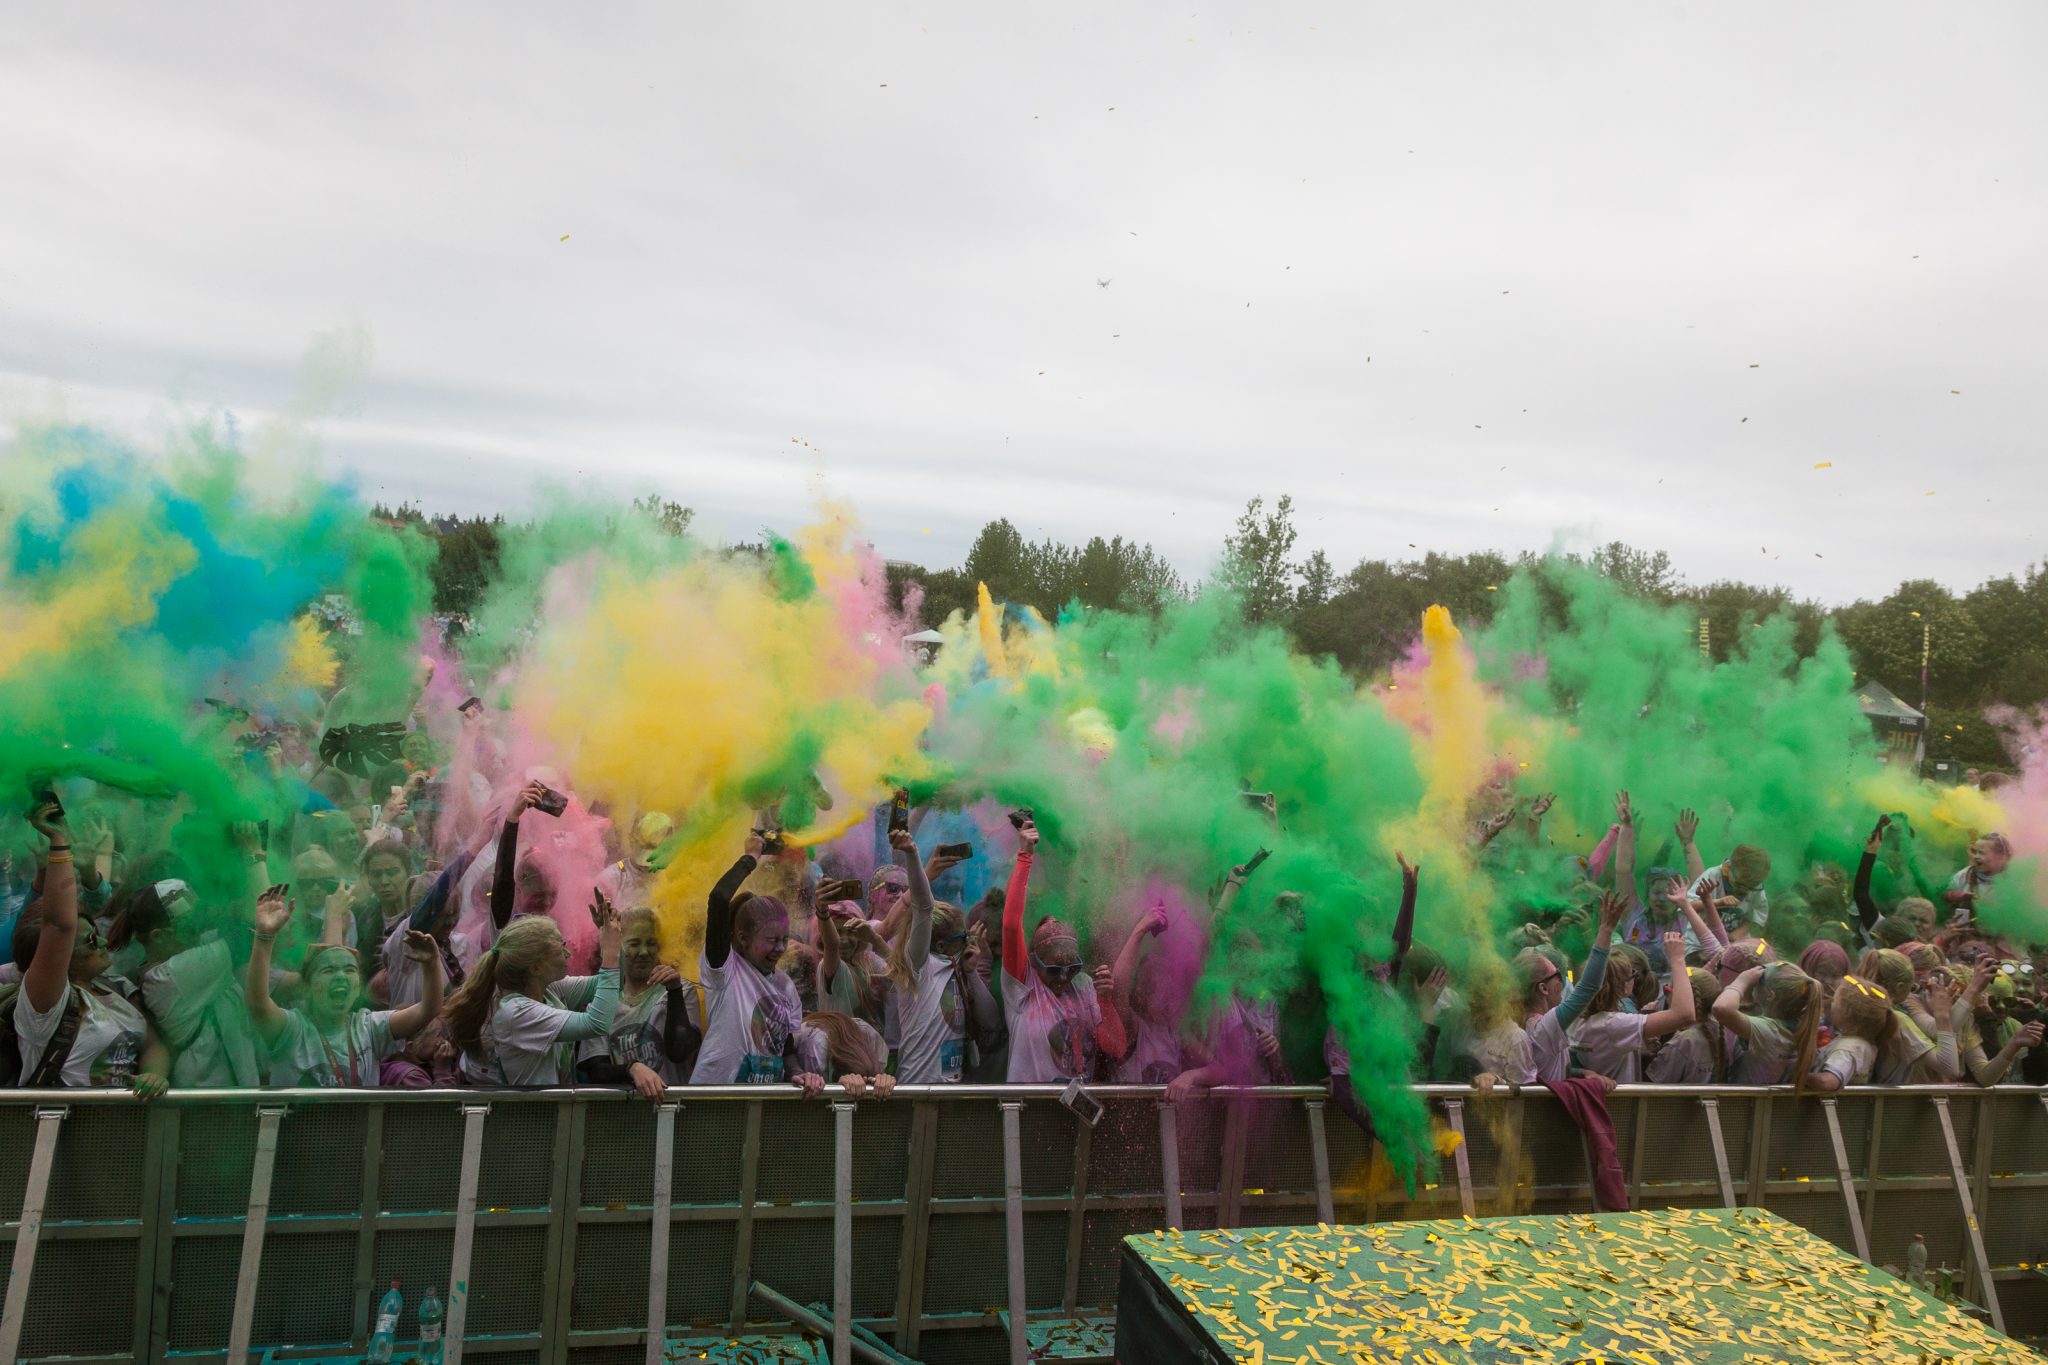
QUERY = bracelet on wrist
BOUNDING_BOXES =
[252,931,279,943]
[46,851,73,865]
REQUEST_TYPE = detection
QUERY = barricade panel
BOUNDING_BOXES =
[921,1210,1022,1315]
[477,1103,562,1212]
[663,1217,737,1327]
[248,1228,357,1348]
[756,1100,837,1205]
[173,1104,259,1219]
[14,1236,138,1359]
[928,1102,1004,1200]
[272,1102,369,1217]
[569,1221,649,1331]
[165,1234,241,1351]
[1086,1096,1164,1194]
[579,1099,657,1208]
[379,1100,468,1212]
[673,1100,747,1205]
[467,1223,552,1336]
[40,1104,148,1223]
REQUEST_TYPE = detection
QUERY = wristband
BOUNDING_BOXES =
[47,844,71,854]
[45,851,73,866]
[252,931,279,943]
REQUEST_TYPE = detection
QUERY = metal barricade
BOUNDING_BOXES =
[3,1083,2046,1362]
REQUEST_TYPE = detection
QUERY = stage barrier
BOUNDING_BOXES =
[4,1083,2048,1365]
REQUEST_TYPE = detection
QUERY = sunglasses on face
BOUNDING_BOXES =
[1530,970,1562,989]
[935,932,969,949]
[1033,956,1081,980]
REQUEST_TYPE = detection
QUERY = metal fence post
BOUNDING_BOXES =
[351,1103,385,1349]
[225,1104,287,1365]
[1441,1098,1474,1219]
[728,1101,765,1330]
[1305,1099,1336,1225]
[832,1101,856,1365]
[0,1105,68,1363]
[1819,1097,1870,1263]
[1061,1113,1094,1314]
[1745,1095,1773,1207]
[1698,1097,1735,1208]
[1217,1100,1249,1228]
[1931,1095,2003,1335]
[645,1101,680,1365]
[1157,1102,1183,1230]
[444,1102,491,1365]
[1001,1099,1028,1365]
[891,1102,940,1354]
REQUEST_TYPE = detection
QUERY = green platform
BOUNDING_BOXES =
[1115,1208,2034,1364]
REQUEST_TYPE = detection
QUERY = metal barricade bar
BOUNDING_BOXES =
[225,1104,286,1365]
[443,1102,490,1365]
[0,1106,68,1364]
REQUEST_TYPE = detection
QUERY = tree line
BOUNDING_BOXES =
[371,495,2044,770]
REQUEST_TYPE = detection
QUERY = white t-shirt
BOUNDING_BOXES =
[1647,1026,1717,1084]
[142,940,263,1088]
[1001,968,1102,1084]
[1683,866,1769,950]
[1872,1011,1936,1085]
[1729,1016,1796,1085]
[692,951,803,1084]
[576,983,701,1085]
[267,1007,398,1087]
[1570,1011,1651,1083]
[1120,1017,1186,1085]
[1468,1009,1572,1086]
[1818,1035,1877,1087]
[492,976,609,1086]
[13,980,147,1087]
[888,956,972,1084]
[796,1015,888,1079]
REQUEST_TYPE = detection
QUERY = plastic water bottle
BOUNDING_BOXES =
[369,1281,402,1364]
[418,1287,444,1364]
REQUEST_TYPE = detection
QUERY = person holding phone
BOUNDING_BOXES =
[689,831,825,1092]
[998,817,1125,1083]
[444,891,622,1086]
[884,829,999,1084]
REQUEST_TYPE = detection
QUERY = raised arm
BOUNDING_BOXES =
[22,803,78,1014]
[489,782,546,931]
[1918,976,1961,1080]
[1612,792,1636,900]
[1112,906,1167,1007]
[1711,966,1767,1043]
[892,828,934,976]
[1853,816,1888,934]
[958,924,1001,1037]
[245,886,294,1046]
[1638,932,1697,1040]
[1675,807,1705,883]
[387,931,443,1040]
[547,895,624,1044]
[1678,880,1730,954]
[703,835,764,971]
[1554,890,1624,1030]
[1387,853,1419,983]
[1001,820,1038,984]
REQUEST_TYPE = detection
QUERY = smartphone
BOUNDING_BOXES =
[31,785,63,821]
[937,842,973,860]
[1059,1077,1104,1127]
[1240,790,1275,810]
[757,828,786,855]
[817,878,864,903]
[1242,847,1271,875]
[888,788,911,835]
[533,786,569,818]
[458,696,483,715]
[1007,807,1035,830]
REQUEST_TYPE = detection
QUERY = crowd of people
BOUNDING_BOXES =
[5,693,2042,1123]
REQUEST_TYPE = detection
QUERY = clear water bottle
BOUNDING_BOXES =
[369,1281,402,1364]
[418,1286,444,1364]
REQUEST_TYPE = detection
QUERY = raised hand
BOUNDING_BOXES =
[254,884,293,937]
[1661,930,1686,964]
[27,800,66,845]
[1614,791,1632,826]
[1531,792,1556,819]
[1597,889,1629,936]
[888,828,918,855]
[1142,906,1170,937]
[647,964,682,990]
[1396,850,1419,880]
[2016,1021,2046,1052]
[1865,814,1892,856]
[1675,807,1698,844]
[402,930,438,964]
[1091,964,1114,996]
[1017,818,1039,854]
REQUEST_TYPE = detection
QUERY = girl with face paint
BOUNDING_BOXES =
[689,830,825,1094]
[575,907,701,1100]
[246,884,443,1087]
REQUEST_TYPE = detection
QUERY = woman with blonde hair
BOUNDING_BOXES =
[1711,962,1824,1088]
[444,894,622,1086]
[1806,975,1897,1090]
[1856,947,1958,1082]
[1650,968,1730,1083]
[797,1009,895,1099]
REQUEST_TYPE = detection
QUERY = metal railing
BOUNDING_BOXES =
[4,1083,2047,1364]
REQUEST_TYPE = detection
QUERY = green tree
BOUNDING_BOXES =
[630,494,694,538]
[1833,581,1986,714]
[1221,494,1300,625]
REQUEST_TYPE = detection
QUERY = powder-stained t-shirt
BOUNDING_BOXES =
[1729,1016,1796,1085]
[1818,1035,1877,1086]
[889,956,973,1084]
[13,981,147,1087]
[577,983,700,1084]
[692,951,803,1084]
[1570,1011,1651,1083]
[268,1007,398,1087]
[1001,968,1102,1084]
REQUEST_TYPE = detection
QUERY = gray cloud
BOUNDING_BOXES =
[3,2,2043,602]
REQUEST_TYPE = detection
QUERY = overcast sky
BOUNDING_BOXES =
[3,3,2043,603]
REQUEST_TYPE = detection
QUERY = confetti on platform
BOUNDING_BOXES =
[1120,1208,2031,1364]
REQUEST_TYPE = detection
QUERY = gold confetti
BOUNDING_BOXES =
[1813,461,1832,469]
